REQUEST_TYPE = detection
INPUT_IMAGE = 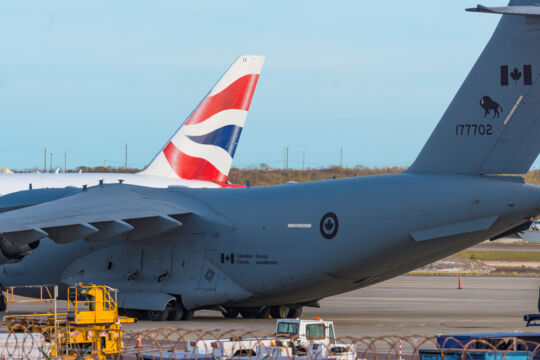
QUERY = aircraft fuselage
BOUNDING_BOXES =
[1,173,538,310]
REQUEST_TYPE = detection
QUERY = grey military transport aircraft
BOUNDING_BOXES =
[0,1,539,321]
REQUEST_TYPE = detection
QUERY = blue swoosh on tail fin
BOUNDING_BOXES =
[186,125,243,157]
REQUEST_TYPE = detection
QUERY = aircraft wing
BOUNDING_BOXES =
[0,184,196,245]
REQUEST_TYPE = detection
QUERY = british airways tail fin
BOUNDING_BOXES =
[408,1,540,175]
[141,55,264,182]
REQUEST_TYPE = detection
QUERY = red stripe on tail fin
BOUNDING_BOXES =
[185,74,260,126]
[163,141,227,183]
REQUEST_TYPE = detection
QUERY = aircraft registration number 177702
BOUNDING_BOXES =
[455,124,493,136]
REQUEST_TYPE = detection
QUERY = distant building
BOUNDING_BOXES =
[0,168,13,174]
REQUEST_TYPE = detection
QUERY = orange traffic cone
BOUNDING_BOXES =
[457,274,463,290]
[136,333,142,348]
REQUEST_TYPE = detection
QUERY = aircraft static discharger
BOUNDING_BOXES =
[0,0,539,321]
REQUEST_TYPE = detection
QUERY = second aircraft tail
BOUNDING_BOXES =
[408,1,540,175]
[141,55,264,183]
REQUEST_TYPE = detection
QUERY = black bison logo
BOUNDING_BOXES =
[480,96,503,119]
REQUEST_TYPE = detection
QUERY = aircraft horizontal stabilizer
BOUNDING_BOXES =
[0,184,194,245]
[410,215,499,242]
[466,5,540,16]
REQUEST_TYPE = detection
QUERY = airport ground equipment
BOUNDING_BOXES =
[143,342,355,360]
[419,332,540,360]
[523,313,540,327]
[523,287,540,327]
[143,318,339,359]
[3,284,135,360]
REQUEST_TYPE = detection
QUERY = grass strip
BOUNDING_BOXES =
[456,250,540,262]
[408,271,540,277]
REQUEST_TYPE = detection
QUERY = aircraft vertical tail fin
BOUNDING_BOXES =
[407,1,540,175]
[141,55,264,182]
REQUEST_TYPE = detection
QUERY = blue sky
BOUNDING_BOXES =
[0,1,508,170]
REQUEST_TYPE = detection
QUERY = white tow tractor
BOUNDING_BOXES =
[262,318,354,360]
[143,318,355,360]
[273,318,336,352]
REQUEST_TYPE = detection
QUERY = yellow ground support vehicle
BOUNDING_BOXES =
[4,284,135,360]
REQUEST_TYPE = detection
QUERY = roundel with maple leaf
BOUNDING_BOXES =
[320,212,338,239]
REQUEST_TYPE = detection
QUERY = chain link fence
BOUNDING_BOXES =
[0,325,540,360]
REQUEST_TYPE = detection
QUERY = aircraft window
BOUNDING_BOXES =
[276,322,299,335]
[306,324,326,340]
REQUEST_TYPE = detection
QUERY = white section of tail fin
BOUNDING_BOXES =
[209,57,265,96]
[140,55,264,181]
[408,1,540,175]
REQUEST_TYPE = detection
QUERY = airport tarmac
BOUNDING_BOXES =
[120,275,540,337]
[3,275,539,337]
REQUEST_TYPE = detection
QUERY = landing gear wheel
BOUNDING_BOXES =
[240,308,258,319]
[287,307,303,318]
[256,307,271,319]
[240,310,254,319]
[147,310,168,321]
[182,310,194,320]
[168,301,185,321]
[271,305,290,319]
[148,302,173,321]
[128,309,143,319]
[221,307,240,319]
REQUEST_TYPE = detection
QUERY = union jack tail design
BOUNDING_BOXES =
[141,55,265,183]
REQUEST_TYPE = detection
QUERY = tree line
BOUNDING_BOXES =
[11,165,540,187]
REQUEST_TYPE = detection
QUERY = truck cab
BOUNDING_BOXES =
[274,318,336,348]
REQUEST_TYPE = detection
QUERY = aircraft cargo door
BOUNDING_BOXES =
[139,243,173,287]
